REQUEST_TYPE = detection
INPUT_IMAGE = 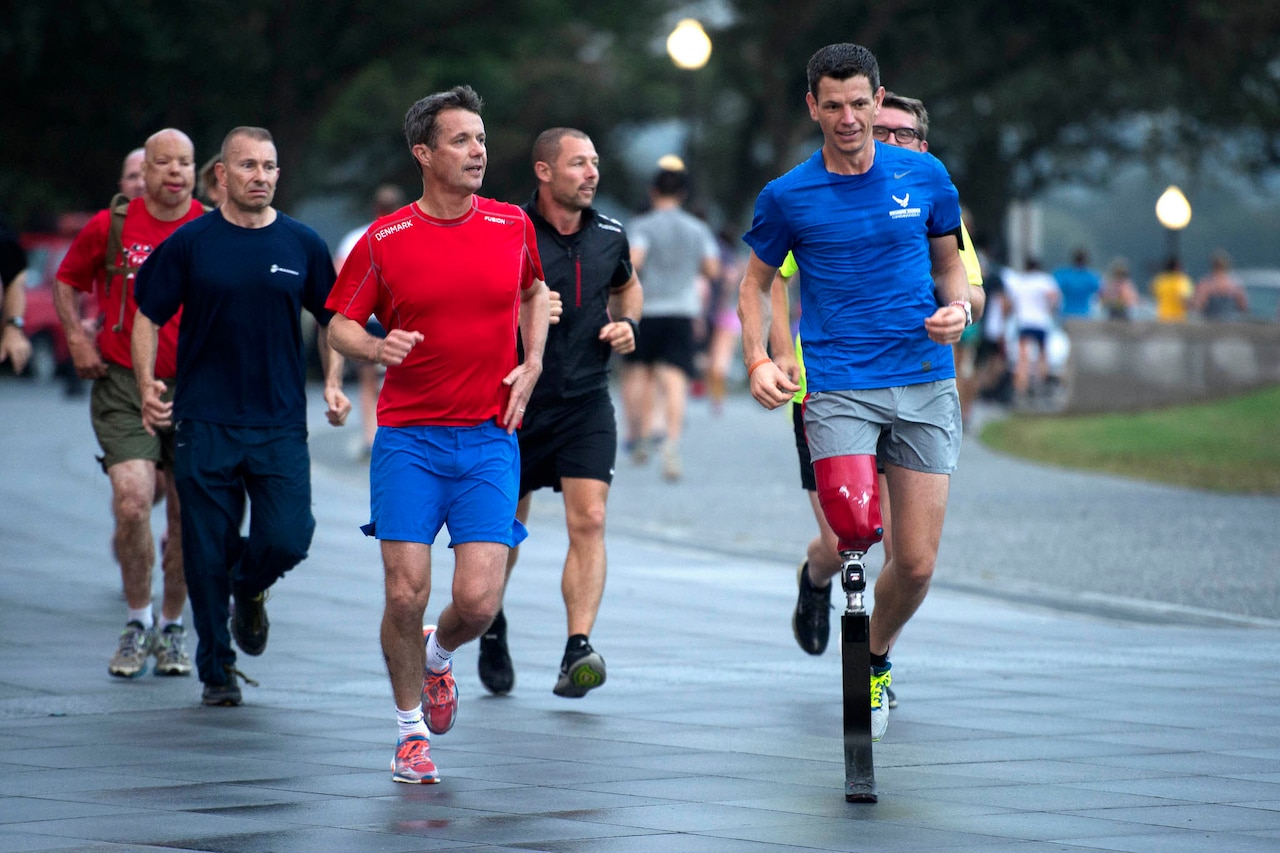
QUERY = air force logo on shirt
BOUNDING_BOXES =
[888,190,921,220]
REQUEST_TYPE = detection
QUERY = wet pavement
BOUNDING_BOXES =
[2,378,1279,851]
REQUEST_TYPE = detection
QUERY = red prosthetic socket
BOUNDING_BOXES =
[813,454,884,554]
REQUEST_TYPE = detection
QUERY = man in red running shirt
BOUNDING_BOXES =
[327,85,551,785]
[54,128,204,680]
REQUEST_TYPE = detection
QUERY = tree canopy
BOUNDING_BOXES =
[5,0,1278,254]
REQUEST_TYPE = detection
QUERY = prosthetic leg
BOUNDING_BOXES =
[813,455,884,803]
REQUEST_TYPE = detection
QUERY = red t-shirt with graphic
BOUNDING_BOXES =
[326,197,543,427]
[57,198,205,378]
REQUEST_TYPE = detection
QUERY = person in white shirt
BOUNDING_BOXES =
[1003,258,1060,399]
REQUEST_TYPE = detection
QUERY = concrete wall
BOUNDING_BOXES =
[1061,319,1280,413]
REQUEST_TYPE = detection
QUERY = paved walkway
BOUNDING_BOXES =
[2,380,1279,851]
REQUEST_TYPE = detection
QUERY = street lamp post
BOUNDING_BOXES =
[666,19,711,201]
[1155,185,1192,264]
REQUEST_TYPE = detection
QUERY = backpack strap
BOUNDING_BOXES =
[102,193,138,332]
[102,193,137,290]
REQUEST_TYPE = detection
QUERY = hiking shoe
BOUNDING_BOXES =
[886,685,898,709]
[108,621,155,678]
[870,665,893,742]
[391,734,439,784]
[553,643,607,698]
[478,610,514,695]
[153,624,193,676]
[230,589,269,656]
[421,626,458,735]
[792,561,832,656]
[201,679,243,707]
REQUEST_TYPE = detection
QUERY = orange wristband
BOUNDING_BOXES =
[747,357,772,378]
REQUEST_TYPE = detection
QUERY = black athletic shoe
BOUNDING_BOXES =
[478,609,514,695]
[886,685,898,709]
[553,641,606,698]
[792,561,832,656]
[230,589,269,656]
[201,679,242,707]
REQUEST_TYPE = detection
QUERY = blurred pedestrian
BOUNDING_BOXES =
[1004,258,1060,399]
[1098,257,1138,320]
[620,164,720,481]
[1193,249,1249,320]
[333,183,408,459]
[1,220,31,374]
[1150,256,1194,322]
[132,126,351,707]
[1053,247,1101,319]
[740,43,971,743]
[53,129,205,679]
[197,155,224,208]
[325,87,550,785]
[477,127,642,700]
[703,228,745,414]
[119,148,146,200]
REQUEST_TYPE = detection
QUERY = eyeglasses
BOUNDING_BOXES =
[871,125,923,144]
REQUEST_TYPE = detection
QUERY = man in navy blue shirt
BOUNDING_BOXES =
[133,126,350,707]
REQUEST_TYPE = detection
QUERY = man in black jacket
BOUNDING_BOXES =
[479,127,643,698]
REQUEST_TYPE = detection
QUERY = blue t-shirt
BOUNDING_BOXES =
[743,144,961,391]
[135,210,336,426]
[1053,265,1101,317]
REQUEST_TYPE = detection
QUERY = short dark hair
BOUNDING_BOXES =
[652,168,688,197]
[531,127,590,169]
[881,91,929,140]
[806,43,880,97]
[220,126,273,162]
[404,85,484,151]
[198,155,221,197]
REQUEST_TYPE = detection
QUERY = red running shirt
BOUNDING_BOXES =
[56,198,205,378]
[326,198,544,427]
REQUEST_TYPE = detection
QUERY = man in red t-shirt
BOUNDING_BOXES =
[54,128,205,680]
[328,85,551,785]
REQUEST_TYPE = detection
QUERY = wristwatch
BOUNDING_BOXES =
[949,300,973,327]
[3,316,24,330]
[621,317,639,338]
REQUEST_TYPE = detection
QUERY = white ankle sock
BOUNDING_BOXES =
[425,630,454,674]
[128,607,154,629]
[157,616,182,633]
[396,705,428,739]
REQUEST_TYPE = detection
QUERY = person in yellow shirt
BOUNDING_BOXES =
[1150,256,1194,322]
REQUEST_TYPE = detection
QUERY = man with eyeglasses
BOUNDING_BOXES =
[742,51,980,742]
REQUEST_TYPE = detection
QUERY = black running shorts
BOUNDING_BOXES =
[518,388,618,496]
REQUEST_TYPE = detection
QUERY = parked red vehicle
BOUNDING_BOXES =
[19,217,96,384]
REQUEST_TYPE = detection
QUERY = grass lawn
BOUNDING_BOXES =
[980,384,1280,495]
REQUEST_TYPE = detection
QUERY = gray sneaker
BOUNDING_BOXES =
[153,624,193,676]
[108,621,155,678]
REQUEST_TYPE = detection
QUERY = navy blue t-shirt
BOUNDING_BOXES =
[135,210,335,427]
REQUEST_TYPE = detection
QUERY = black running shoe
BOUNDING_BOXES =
[553,642,606,698]
[792,561,832,656]
[202,679,242,707]
[230,589,269,656]
[478,609,514,695]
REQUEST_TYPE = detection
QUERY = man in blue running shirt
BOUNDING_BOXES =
[737,43,971,743]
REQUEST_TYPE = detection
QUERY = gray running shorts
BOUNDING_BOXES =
[803,380,962,475]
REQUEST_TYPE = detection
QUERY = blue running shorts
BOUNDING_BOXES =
[362,420,528,548]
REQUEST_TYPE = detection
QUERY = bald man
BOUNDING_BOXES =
[55,129,206,679]
[119,147,146,200]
